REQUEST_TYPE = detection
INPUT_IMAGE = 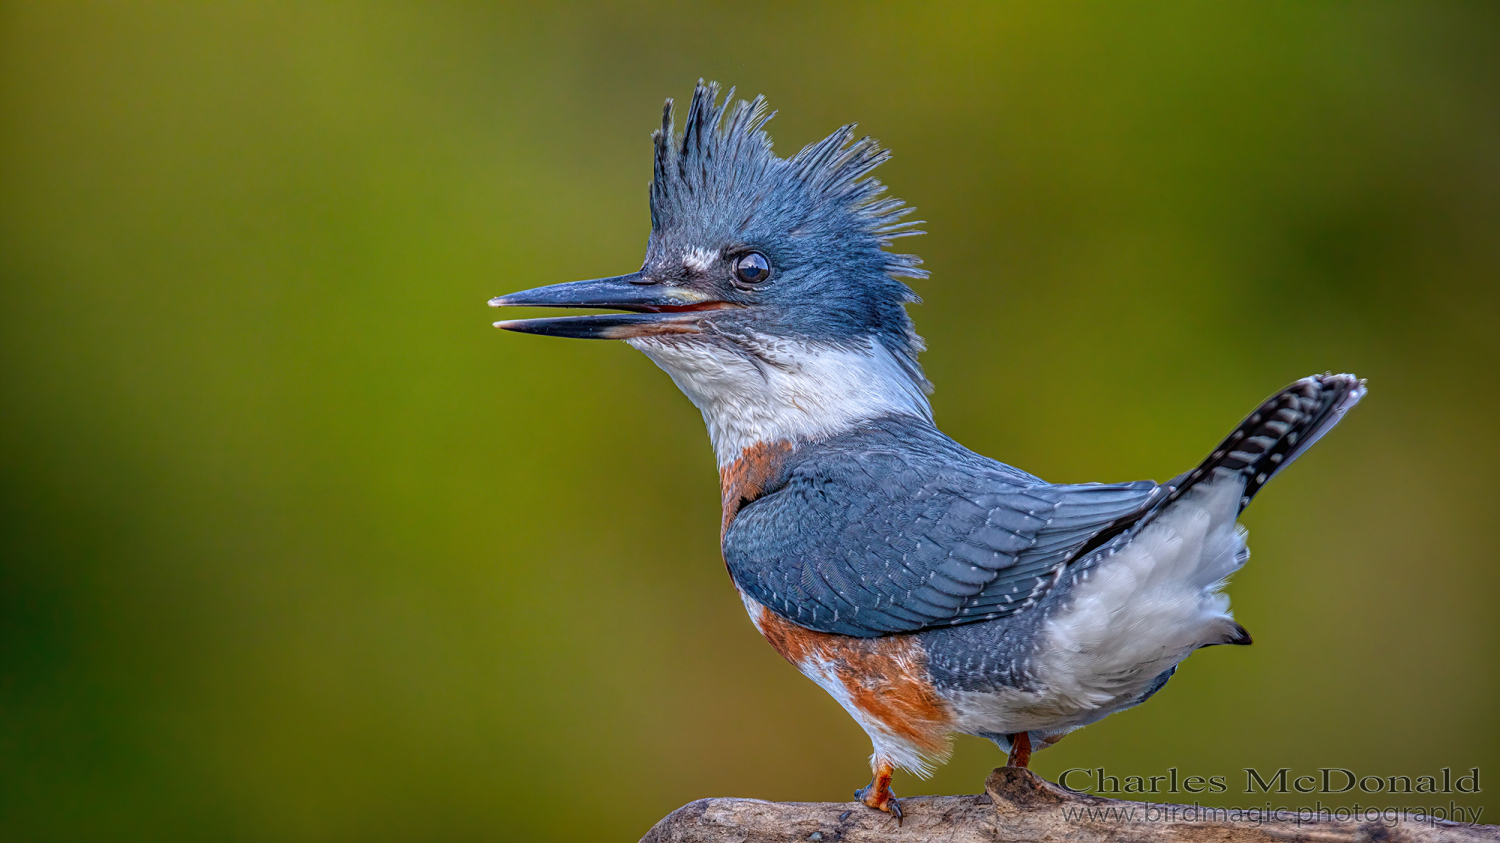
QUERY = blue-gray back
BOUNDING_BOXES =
[723,416,1162,637]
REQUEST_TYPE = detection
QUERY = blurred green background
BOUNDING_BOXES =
[3,2,1498,840]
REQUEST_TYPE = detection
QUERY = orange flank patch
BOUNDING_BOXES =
[749,596,953,758]
[718,440,794,535]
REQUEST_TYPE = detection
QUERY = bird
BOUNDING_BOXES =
[488,81,1365,822]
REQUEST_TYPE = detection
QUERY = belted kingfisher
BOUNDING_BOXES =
[490,82,1365,821]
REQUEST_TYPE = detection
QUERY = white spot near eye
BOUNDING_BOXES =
[682,247,718,272]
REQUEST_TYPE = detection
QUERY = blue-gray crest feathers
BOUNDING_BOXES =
[651,82,924,266]
[649,81,929,383]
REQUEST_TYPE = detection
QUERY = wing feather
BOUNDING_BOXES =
[724,435,1161,637]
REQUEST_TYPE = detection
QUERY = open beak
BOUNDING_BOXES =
[489,272,734,339]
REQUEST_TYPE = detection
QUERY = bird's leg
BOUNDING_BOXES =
[855,759,903,824]
[1006,731,1032,768]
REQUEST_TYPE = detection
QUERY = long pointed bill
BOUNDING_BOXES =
[489,272,733,339]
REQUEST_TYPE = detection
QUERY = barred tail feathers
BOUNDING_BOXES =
[1178,373,1366,513]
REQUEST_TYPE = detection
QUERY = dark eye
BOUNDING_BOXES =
[733,252,771,284]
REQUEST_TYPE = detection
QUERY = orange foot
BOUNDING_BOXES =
[854,760,903,825]
[1007,731,1032,768]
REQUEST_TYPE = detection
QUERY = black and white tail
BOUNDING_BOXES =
[1174,373,1366,512]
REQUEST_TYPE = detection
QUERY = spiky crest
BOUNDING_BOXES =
[649,81,925,280]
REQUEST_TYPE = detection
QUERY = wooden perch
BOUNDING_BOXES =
[642,767,1496,843]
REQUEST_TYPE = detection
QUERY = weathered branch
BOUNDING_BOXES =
[642,767,1495,843]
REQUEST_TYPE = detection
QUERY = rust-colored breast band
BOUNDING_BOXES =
[719,440,794,535]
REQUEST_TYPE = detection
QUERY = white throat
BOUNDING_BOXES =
[626,336,932,467]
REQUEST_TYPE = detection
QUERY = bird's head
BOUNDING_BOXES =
[491,82,933,465]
